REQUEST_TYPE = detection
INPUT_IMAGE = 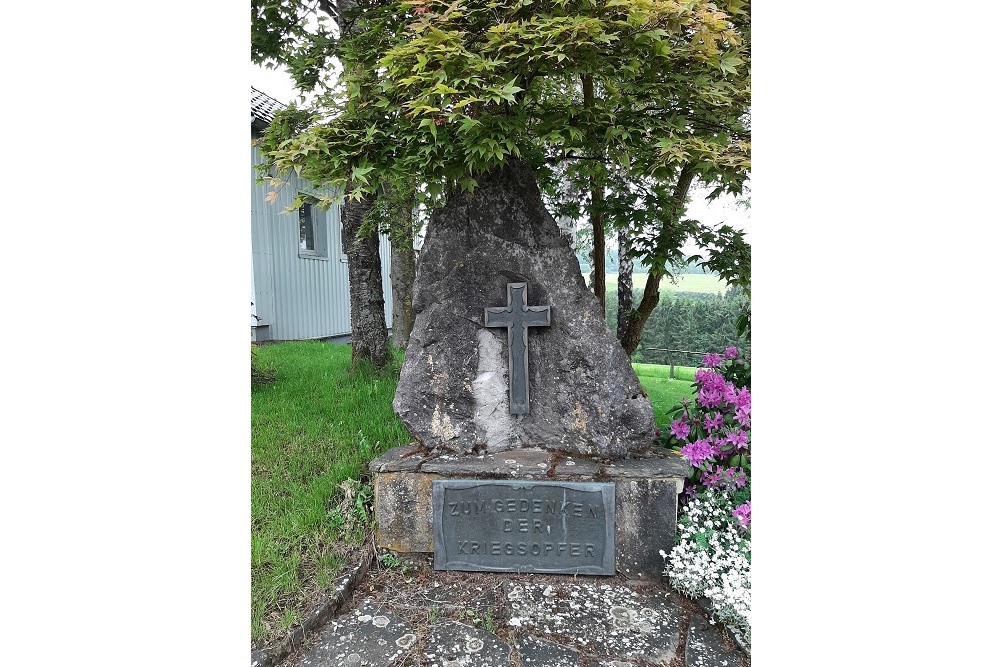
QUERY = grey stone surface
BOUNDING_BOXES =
[422,621,511,667]
[614,478,678,581]
[421,449,553,476]
[516,634,580,666]
[685,615,744,667]
[296,600,415,667]
[393,159,655,458]
[368,446,423,473]
[604,454,690,480]
[373,470,439,554]
[505,581,683,664]
[432,480,615,575]
[553,456,602,476]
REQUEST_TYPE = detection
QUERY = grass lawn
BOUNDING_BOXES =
[251,341,410,643]
[251,341,696,645]
[633,363,696,426]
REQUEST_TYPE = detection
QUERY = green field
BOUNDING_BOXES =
[633,362,696,426]
[602,272,727,295]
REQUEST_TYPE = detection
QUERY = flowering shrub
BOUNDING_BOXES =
[663,490,751,647]
[660,348,752,647]
[660,347,750,502]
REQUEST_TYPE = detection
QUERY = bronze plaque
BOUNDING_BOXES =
[432,479,615,575]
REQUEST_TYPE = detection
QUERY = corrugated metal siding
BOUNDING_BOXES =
[251,144,394,340]
[250,146,276,327]
[381,233,394,329]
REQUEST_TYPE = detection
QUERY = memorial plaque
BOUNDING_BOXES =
[432,479,615,575]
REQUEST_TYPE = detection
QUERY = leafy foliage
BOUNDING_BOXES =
[252,0,751,348]
[256,0,749,199]
[605,287,749,361]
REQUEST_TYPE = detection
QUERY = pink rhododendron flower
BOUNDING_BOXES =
[704,411,725,431]
[734,387,751,409]
[736,405,751,428]
[680,439,716,467]
[694,368,717,386]
[670,420,691,440]
[721,382,737,406]
[733,501,751,528]
[701,467,721,487]
[725,429,749,449]
[724,346,740,360]
[703,353,722,368]
[703,465,747,491]
[697,387,723,409]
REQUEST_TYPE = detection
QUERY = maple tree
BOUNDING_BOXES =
[253,0,751,357]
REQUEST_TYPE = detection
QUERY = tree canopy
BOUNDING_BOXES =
[253,0,751,350]
[258,2,748,194]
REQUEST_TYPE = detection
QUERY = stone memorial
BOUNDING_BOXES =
[371,159,690,580]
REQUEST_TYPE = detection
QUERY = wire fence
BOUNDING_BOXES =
[636,348,708,378]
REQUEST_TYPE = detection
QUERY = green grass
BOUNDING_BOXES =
[633,362,697,426]
[251,341,410,643]
[601,272,728,295]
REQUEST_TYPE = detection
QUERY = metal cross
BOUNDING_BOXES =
[484,282,551,415]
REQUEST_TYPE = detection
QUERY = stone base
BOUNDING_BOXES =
[370,446,691,580]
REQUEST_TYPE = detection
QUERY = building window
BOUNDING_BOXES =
[298,194,327,259]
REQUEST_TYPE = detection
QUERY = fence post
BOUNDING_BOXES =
[668,350,675,379]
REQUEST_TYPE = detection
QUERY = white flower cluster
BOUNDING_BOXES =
[664,491,751,646]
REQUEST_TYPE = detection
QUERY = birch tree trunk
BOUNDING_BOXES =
[616,228,634,342]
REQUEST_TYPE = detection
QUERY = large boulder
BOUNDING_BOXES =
[393,160,655,459]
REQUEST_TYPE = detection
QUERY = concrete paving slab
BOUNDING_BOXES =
[505,581,683,664]
[410,580,503,621]
[421,621,511,667]
[296,600,416,667]
[515,634,580,666]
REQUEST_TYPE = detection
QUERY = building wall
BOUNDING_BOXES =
[251,143,393,341]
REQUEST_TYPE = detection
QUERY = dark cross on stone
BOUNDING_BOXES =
[484,282,551,415]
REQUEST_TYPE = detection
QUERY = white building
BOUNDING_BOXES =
[250,86,393,342]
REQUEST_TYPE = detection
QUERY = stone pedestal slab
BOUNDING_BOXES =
[370,446,690,580]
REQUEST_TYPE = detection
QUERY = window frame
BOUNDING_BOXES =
[297,193,329,260]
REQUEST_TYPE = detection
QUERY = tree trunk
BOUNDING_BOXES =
[389,191,416,349]
[582,73,606,317]
[335,0,390,369]
[342,192,390,369]
[616,227,633,341]
[619,163,697,356]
